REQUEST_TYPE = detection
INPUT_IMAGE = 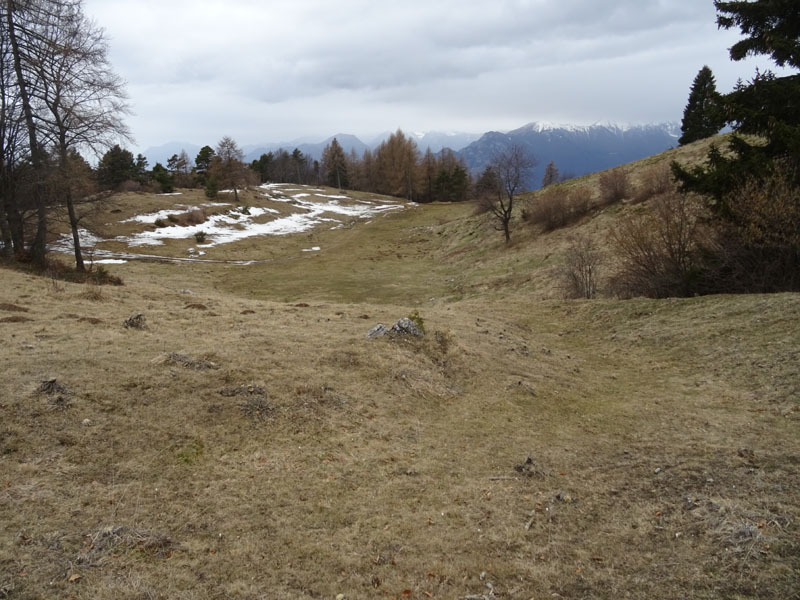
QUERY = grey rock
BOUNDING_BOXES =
[391,317,424,337]
[366,324,389,339]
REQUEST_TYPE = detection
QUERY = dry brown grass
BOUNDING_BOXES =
[1,260,797,600]
[1,145,798,598]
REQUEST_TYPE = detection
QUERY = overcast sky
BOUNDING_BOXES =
[82,0,785,152]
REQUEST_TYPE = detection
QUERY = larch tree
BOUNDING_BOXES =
[321,137,348,189]
[375,129,418,200]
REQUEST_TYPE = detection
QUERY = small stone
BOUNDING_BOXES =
[123,314,146,329]
[81,419,92,427]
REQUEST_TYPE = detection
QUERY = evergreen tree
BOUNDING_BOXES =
[204,174,219,198]
[672,1,800,291]
[715,0,799,68]
[194,145,215,173]
[674,2,800,207]
[291,148,307,184]
[251,152,273,183]
[96,144,136,189]
[541,161,560,187]
[151,162,173,193]
[678,66,724,145]
[135,154,148,183]
[474,166,500,200]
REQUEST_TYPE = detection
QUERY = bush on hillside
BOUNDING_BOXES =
[701,165,800,292]
[610,191,705,298]
[598,168,631,205]
[633,163,675,204]
[559,235,603,299]
[524,187,592,231]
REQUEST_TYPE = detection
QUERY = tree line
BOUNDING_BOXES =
[97,129,489,205]
[251,130,475,204]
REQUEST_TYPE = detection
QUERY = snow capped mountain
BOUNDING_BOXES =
[457,122,680,190]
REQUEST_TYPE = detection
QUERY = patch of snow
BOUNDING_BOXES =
[292,193,311,198]
[94,258,127,264]
[302,246,321,252]
[157,192,183,196]
[315,194,348,199]
[49,228,104,252]
[122,203,230,223]
[56,191,405,257]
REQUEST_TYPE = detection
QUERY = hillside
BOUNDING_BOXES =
[1,139,798,599]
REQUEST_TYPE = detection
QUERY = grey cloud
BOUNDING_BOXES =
[83,0,775,150]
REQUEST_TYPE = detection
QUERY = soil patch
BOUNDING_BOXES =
[0,302,29,312]
[0,315,33,323]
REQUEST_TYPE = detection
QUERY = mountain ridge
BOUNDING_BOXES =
[143,121,680,187]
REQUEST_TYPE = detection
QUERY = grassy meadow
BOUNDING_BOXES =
[1,142,798,599]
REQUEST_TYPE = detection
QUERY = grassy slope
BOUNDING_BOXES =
[1,143,798,599]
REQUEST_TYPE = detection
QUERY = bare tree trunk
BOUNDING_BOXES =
[0,173,24,254]
[0,202,11,256]
[5,1,47,267]
[65,190,84,271]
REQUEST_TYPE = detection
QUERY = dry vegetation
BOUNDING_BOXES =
[1,149,798,599]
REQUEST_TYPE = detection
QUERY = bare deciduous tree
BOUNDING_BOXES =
[481,144,536,243]
[210,136,248,203]
[1,0,129,269]
[31,1,130,270]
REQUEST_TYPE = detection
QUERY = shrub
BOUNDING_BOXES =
[205,175,219,198]
[186,209,206,225]
[194,231,207,243]
[702,165,800,292]
[118,179,142,193]
[633,163,675,204]
[407,309,425,334]
[559,235,603,299]
[598,168,631,205]
[525,187,592,231]
[610,192,705,298]
[154,218,167,228]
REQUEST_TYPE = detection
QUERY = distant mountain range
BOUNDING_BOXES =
[143,122,679,190]
[457,121,680,189]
